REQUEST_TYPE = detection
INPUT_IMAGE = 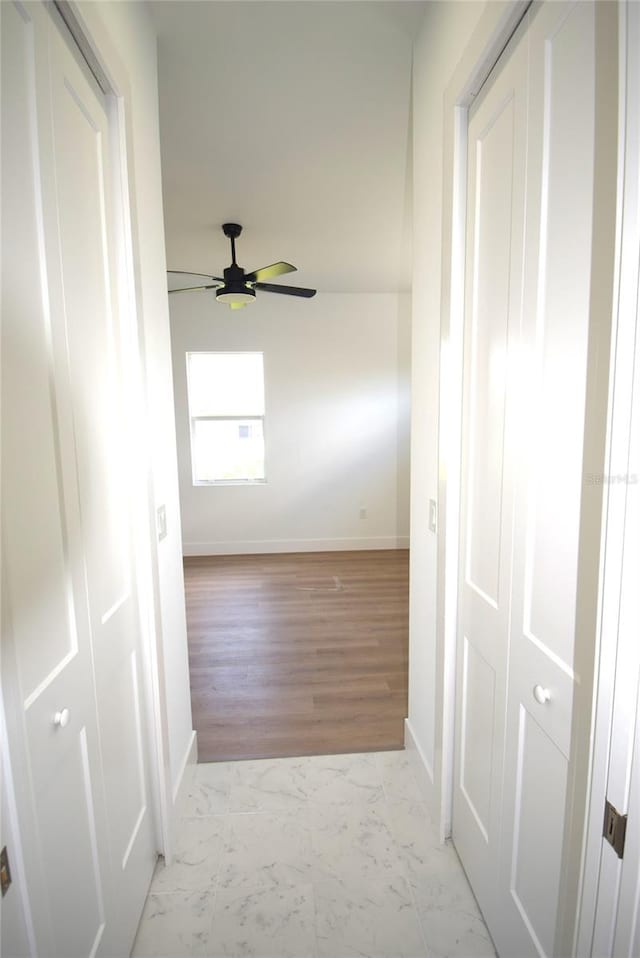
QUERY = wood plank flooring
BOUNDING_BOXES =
[184,550,409,762]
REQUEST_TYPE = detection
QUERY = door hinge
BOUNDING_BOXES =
[0,846,11,896]
[603,799,627,859]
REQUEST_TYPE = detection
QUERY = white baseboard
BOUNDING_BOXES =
[183,536,410,556]
[171,729,198,807]
[162,731,198,865]
[404,717,435,804]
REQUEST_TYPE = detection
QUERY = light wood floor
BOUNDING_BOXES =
[184,550,409,762]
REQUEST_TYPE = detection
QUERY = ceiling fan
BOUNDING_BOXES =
[167,223,317,308]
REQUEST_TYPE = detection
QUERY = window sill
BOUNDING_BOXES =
[193,479,267,487]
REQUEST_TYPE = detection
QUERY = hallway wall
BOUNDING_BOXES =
[407,1,485,818]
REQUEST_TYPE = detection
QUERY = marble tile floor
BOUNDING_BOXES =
[131,750,495,958]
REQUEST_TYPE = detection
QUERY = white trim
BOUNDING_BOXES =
[576,2,640,952]
[404,718,435,805]
[171,730,198,807]
[182,536,410,556]
[51,1,110,92]
[553,4,621,953]
[157,730,197,867]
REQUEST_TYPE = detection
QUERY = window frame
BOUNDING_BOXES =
[186,350,267,486]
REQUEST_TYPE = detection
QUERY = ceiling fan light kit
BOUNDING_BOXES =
[167,222,316,308]
[216,287,256,306]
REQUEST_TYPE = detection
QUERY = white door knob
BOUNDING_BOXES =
[533,685,551,705]
[53,708,70,728]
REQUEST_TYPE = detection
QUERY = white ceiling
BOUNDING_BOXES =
[149,1,425,293]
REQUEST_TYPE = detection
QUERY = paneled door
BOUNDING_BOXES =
[1,2,156,955]
[453,10,529,933]
[454,2,616,955]
[496,3,614,955]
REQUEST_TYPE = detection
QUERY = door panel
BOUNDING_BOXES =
[1,2,156,954]
[460,638,496,838]
[46,18,156,951]
[509,708,568,958]
[1,5,114,954]
[1,1,80,704]
[455,3,613,955]
[465,96,516,611]
[48,27,130,616]
[454,17,528,924]
[95,643,148,866]
[499,4,602,955]
[522,1,596,674]
[35,729,107,958]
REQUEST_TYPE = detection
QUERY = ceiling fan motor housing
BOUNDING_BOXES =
[216,261,256,304]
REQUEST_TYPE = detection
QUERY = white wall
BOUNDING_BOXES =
[170,292,411,554]
[407,1,485,814]
[77,1,194,801]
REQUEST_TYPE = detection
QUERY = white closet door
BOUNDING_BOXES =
[453,15,528,928]
[1,2,155,955]
[454,1,617,955]
[498,3,607,955]
[45,17,157,953]
[2,4,114,954]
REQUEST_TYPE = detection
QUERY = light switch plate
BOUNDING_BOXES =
[156,504,167,541]
[428,499,438,534]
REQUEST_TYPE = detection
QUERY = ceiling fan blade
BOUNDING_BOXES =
[254,282,316,298]
[245,262,296,283]
[167,269,223,292]
[169,284,220,294]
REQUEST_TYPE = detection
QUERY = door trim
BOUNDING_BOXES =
[575,2,640,952]
[51,1,111,93]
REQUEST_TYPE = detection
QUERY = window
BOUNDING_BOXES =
[186,351,265,483]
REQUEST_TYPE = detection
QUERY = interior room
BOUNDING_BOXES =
[2,2,640,957]
[161,1,414,763]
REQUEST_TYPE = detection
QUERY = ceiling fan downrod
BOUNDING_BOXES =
[222,222,243,266]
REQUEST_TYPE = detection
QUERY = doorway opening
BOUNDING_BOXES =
[184,550,409,762]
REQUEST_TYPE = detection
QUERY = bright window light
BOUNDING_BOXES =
[187,352,265,483]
